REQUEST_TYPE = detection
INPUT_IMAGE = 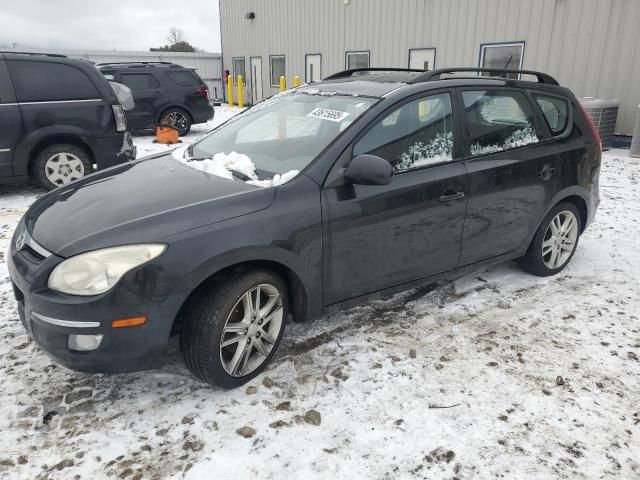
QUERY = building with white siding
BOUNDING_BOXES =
[220,0,640,135]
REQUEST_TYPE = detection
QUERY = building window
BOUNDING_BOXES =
[479,42,525,79]
[270,55,285,87]
[232,57,246,85]
[305,54,322,83]
[345,51,370,70]
[408,48,436,71]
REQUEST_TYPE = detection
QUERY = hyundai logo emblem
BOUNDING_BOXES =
[15,231,26,251]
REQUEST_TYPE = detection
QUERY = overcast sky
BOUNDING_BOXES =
[0,0,221,52]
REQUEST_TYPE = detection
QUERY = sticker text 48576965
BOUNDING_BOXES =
[306,108,350,123]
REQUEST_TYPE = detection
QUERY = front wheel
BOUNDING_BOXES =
[520,202,582,277]
[180,270,288,388]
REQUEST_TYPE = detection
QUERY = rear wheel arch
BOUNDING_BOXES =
[525,193,589,256]
[172,259,309,336]
[560,194,588,234]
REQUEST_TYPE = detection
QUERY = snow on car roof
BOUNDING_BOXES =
[309,74,418,97]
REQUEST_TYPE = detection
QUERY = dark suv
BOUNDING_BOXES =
[0,52,135,190]
[8,67,601,388]
[97,62,214,136]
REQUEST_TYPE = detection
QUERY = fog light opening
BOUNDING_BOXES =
[68,334,103,352]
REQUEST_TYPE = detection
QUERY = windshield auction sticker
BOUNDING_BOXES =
[307,108,350,122]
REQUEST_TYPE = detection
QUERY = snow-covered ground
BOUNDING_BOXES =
[1,108,639,479]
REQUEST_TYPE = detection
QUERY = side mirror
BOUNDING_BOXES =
[344,154,393,185]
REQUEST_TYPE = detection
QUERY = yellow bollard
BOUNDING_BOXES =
[279,75,286,92]
[293,75,300,88]
[227,75,233,107]
[237,75,244,108]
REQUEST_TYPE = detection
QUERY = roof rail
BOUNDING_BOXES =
[410,67,559,85]
[96,61,181,67]
[0,51,67,58]
[323,67,427,80]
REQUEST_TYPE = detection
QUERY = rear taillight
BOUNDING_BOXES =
[579,101,601,151]
[196,86,209,101]
[112,104,127,132]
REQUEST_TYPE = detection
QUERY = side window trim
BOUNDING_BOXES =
[349,89,463,174]
[457,86,545,160]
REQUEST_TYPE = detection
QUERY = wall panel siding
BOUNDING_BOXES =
[221,0,640,134]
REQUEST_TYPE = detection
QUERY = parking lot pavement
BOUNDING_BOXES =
[1,140,639,478]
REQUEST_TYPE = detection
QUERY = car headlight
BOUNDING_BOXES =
[48,244,167,296]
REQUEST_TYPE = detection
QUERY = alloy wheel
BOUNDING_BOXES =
[542,210,578,269]
[219,283,283,377]
[162,111,189,133]
[44,152,85,186]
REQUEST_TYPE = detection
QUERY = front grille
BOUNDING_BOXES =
[21,244,46,262]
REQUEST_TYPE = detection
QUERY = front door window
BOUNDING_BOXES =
[353,93,454,172]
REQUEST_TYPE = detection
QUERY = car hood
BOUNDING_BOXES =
[26,153,276,257]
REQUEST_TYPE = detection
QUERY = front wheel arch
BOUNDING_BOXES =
[171,260,309,336]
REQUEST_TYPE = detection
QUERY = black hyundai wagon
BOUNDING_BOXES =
[8,67,601,388]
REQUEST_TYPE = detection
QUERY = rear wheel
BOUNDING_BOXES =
[160,108,191,136]
[33,144,93,190]
[520,202,581,276]
[180,270,288,388]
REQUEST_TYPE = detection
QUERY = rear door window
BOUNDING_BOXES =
[120,73,160,90]
[8,60,100,102]
[166,70,201,87]
[533,94,569,134]
[462,90,540,156]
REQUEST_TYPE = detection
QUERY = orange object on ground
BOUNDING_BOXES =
[156,125,179,144]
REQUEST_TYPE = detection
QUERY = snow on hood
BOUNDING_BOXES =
[171,145,299,188]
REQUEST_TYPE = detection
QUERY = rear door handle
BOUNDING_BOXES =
[439,190,465,202]
[538,165,557,180]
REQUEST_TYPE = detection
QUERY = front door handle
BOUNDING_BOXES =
[439,190,465,202]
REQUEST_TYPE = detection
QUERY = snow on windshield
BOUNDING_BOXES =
[171,145,299,188]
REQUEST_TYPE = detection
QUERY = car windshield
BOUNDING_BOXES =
[183,90,377,186]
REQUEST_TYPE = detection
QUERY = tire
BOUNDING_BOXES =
[33,144,93,190]
[160,108,191,136]
[520,202,582,277]
[180,270,288,389]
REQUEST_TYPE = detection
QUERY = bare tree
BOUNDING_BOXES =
[166,27,185,46]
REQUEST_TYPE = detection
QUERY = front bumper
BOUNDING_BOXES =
[7,237,178,373]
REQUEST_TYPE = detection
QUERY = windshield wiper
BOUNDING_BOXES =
[184,156,251,182]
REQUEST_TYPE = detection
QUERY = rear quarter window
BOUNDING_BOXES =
[8,60,100,102]
[534,94,569,135]
[166,70,201,87]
